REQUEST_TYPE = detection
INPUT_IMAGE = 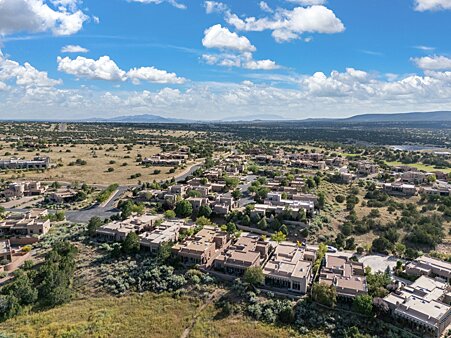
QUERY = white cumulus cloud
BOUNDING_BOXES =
[259,1,273,13]
[225,5,345,43]
[204,1,228,13]
[202,24,256,52]
[127,67,185,84]
[57,56,127,81]
[412,55,451,70]
[286,0,327,4]
[202,52,279,70]
[0,0,88,36]
[0,50,62,88]
[57,55,186,84]
[61,45,89,53]
[414,0,451,11]
[127,0,186,10]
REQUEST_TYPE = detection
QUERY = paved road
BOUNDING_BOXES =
[175,163,204,183]
[240,174,258,206]
[66,185,129,223]
[6,161,206,224]
[223,174,257,207]
[63,162,205,223]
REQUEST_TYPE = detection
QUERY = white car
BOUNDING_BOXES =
[327,246,338,253]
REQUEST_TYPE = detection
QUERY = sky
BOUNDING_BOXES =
[0,0,451,120]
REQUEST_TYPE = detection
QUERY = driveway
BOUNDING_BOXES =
[359,254,400,273]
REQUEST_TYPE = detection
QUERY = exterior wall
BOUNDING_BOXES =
[3,252,32,272]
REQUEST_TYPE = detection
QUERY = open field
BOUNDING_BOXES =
[385,161,451,174]
[0,293,197,338]
[190,304,325,338]
[0,293,318,338]
[0,142,199,185]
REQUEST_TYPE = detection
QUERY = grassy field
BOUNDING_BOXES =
[0,142,198,185]
[0,294,317,338]
[385,161,451,174]
[0,294,196,338]
[190,304,326,338]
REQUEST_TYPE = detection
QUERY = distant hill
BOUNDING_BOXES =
[84,114,190,123]
[75,111,451,124]
[342,111,451,122]
[220,114,287,122]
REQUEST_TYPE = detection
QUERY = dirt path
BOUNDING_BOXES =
[180,289,224,338]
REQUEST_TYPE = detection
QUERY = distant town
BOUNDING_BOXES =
[0,120,449,337]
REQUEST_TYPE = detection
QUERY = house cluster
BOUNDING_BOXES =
[1,181,47,199]
[356,161,380,176]
[0,157,51,170]
[139,172,240,216]
[142,152,190,166]
[383,256,451,338]
[0,209,51,244]
[172,225,321,294]
[46,188,78,204]
[253,192,316,220]
[422,181,451,197]
[96,215,190,253]
[319,255,367,298]
[250,151,332,171]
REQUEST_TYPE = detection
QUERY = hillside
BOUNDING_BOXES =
[0,293,315,338]
[343,111,451,122]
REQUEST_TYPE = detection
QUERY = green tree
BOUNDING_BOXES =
[175,200,193,218]
[311,282,337,308]
[55,210,65,222]
[156,242,172,263]
[271,231,286,243]
[224,176,240,189]
[198,205,212,218]
[196,216,212,226]
[226,222,238,234]
[38,242,77,307]
[279,224,289,236]
[122,232,140,254]
[306,177,316,189]
[243,267,264,286]
[1,270,37,306]
[0,295,21,321]
[335,195,345,203]
[371,237,393,254]
[317,192,326,209]
[257,217,268,230]
[188,190,201,198]
[394,242,406,257]
[87,216,103,236]
[164,210,176,219]
[232,189,242,200]
[352,294,373,316]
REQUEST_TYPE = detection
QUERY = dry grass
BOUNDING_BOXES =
[385,161,451,174]
[0,293,199,338]
[0,294,320,338]
[0,142,198,185]
[190,304,325,338]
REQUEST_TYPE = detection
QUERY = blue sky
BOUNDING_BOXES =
[0,0,451,120]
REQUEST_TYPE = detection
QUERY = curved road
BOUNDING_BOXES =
[65,161,204,223]
[3,161,205,224]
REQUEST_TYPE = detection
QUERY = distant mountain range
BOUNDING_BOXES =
[342,111,451,122]
[82,111,451,123]
[220,114,287,122]
[84,114,190,123]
